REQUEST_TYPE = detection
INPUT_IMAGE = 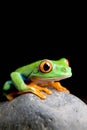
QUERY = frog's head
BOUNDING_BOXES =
[30,58,72,83]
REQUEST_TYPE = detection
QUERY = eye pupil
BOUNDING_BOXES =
[44,63,50,71]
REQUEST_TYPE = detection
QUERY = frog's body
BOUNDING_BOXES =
[3,58,72,100]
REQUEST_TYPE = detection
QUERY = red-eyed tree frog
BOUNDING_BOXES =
[3,58,72,101]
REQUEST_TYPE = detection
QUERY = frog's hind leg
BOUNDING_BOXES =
[3,80,17,101]
[5,88,47,101]
[4,82,52,101]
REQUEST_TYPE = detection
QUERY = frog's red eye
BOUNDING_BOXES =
[66,59,69,66]
[39,60,52,73]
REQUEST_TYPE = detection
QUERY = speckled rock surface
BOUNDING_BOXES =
[0,89,87,130]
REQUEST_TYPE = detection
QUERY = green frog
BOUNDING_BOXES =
[3,58,72,100]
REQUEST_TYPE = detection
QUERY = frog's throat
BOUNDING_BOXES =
[31,76,70,84]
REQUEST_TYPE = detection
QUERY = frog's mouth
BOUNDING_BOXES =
[31,76,71,84]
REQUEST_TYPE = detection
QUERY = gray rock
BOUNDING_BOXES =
[0,89,87,130]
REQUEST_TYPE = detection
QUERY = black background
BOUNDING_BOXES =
[0,6,87,102]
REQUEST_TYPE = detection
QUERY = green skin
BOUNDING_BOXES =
[3,58,72,100]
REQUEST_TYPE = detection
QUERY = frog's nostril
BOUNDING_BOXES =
[62,67,67,72]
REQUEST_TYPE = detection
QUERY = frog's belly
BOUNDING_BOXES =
[31,76,69,84]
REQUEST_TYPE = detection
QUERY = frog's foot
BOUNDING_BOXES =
[29,83,52,94]
[48,81,70,93]
[26,83,52,99]
[5,92,18,101]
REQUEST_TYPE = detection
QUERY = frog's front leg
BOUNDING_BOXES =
[29,83,52,94]
[46,81,70,93]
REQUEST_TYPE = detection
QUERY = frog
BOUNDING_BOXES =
[3,58,72,101]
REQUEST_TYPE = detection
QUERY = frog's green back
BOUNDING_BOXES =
[15,60,41,77]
